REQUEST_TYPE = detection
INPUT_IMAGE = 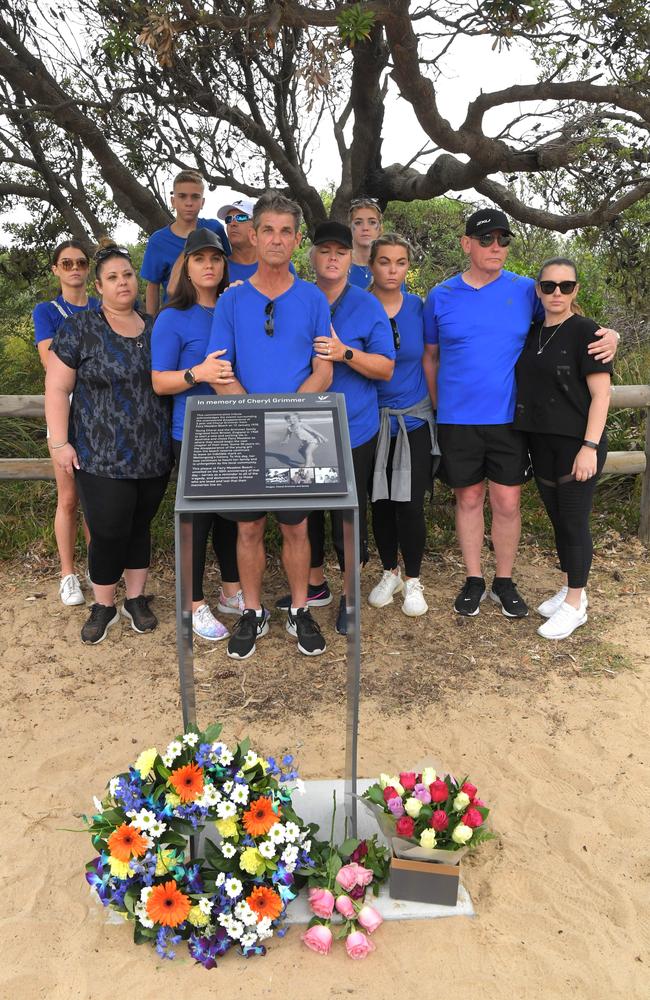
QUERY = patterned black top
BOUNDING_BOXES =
[51,310,172,479]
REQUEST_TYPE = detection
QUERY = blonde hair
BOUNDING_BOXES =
[173,169,205,190]
[348,197,382,222]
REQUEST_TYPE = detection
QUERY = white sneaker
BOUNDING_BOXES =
[217,588,245,616]
[368,569,403,608]
[60,573,85,606]
[192,604,229,641]
[537,602,587,640]
[537,587,587,618]
[402,578,428,617]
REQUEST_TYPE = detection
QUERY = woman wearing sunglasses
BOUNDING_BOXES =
[367,234,440,617]
[33,240,99,607]
[45,240,172,644]
[513,258,612,639]
[152,228,243,642]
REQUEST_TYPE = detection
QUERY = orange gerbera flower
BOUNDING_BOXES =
[169,762,204,803]
[107,823,148,862]
[146,880,192,927]
[247,886,283,922]
[242,797,280,837]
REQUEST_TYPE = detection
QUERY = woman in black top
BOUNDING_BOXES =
[514,257,611,640]
[45,242,172,645]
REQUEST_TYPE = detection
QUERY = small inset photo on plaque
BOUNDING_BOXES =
[264,410,337,470]
[315,466,339,484]
[290,466,315,485]
[266,467,290,485]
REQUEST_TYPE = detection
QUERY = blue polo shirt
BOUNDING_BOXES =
[33,295,100,344]
[151,303,216,440]
[329,285,395,448]
[227,259,296,284]
[423,270,544,424]
[208,278,331,393]
[376,292,428,435]
[141,218,231,299]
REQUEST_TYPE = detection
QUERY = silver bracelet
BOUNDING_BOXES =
[49,440,69,450]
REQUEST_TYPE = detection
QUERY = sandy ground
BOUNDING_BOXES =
[1,537,649,1000]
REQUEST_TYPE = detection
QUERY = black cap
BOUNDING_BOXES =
[184,228,226,256]
[312,221,353,249]
[465,208,513,237]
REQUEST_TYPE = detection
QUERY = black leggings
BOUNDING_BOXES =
[172,440,238,601]
[528,433,607,589]
[75,469,170,586]
[371,423,432,578]
[308,433,376,571]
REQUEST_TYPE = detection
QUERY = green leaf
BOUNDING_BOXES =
[203,837,222,869]
[203,723,223,743]
[101,808,125,826]
[170,818,196,836]
[338,837,359,858]
[163,830,188,848]
[237,736,251,758]
[364,785,386,806]
[123,887,139,914]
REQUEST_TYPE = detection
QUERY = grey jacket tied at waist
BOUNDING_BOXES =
[372,396,441,502]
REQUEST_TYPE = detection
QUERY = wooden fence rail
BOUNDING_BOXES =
[1,388,649,544]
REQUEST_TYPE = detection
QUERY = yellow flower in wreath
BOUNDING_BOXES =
[215,816,239,839]
[240,847,265,876]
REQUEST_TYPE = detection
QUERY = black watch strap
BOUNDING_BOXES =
[582,439,598,450]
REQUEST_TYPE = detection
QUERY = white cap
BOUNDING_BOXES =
[217,197,257,222]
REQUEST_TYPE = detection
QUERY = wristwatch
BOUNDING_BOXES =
[343,349,353,361]
[184,368,196,386]
[582,440,598,449]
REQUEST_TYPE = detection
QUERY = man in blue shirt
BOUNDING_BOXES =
[217,196,258,282]
[141,169,230,315]
[207,192,332,660]
[423,208,619,619]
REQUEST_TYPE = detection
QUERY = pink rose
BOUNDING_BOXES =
[399,771,417,790]
[335,894,355,919]
[462,781,478,800]
[357,904,383,934]
[430,809,449,832]
[395,815,415,838]
[335,864,359,892]
[382,785,399,802]
[462,807,483,829]
[473,798,485,808]
[387,796,405,817]
[429,780,448,803]
[413,783,432,804]
[302,924,333,955]
[308,887,335,918]
[352,863,374,887]
[345,930,375,960]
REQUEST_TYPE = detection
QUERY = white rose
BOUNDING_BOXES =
[404,797,423,819]
[389,777,405,796]
[379,773,392,790]
[453,792,471,812]
[451,823,473,845]
[421,767,437,787]
[419,829,437,849]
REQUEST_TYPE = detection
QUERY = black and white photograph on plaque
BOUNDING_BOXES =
[264,410,338,470]
[315,466,340,484]
[266,467,290,485]
[290,466,315,485]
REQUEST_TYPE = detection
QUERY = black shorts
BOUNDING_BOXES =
[221,509,309,526]
[437,423,531,488]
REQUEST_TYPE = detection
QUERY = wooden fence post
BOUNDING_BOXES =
[639,407,650,546]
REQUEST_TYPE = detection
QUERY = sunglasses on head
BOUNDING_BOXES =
[264,300,275,337]
[57,257,89,271]
[225,213,251,224]
[471,233,512,248]
[350,197,379,207]
[94,246,132,264]
[538,280,578,295]
[389,317,401,351]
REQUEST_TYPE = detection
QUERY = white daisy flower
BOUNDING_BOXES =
[165,740,183,761]
[224,877,243,899]
[131,809,156,830]
[241,932,258,949]
[242,750,258,769]
[198,898,213,916]
[148,820,167,839]
[283,822,301,843]
[140,832,154,850]
[222,780,233,794]
[139,886,153,903]
[108,777,120,797]
[228,920,244,940]
[92,796,104,813]
[281,845,299,865]
[217,748,234,766]
[234,901,256,925]
[216,912,230,928]
[135,907,154,929]
[301,839,312,855]
[216,872,226,887]
[258,840,276,860]
[295,778,306,796]
[257,917,274,941]
[161,755,175,768]
[230,784,249,805]
[284,860,297,873]
[182,732,199,746]
[217,800,237,819]
[221,842,236,858]
[268,823,286,845]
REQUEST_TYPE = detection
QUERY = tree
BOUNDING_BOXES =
[0,0,648,238]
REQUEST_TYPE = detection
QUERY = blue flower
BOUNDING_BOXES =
[188,929,230,969]
[155,926,181,961]
[282,754,293,766]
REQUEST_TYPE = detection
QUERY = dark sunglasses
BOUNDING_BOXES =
[264,300,275,337]
[57,257,89,271]
[350,197,379,206]
[389,317,401,351]
[225,213,251,224]
[538,280,578,295]
[471,233,512,248]
[94,245,132,264]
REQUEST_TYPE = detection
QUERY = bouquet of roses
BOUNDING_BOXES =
[83,722,316,969]
[361,767,494,860]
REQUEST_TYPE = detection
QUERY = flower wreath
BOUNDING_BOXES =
[84,723,315,968]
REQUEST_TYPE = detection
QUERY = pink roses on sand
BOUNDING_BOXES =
[308,887,335,918]
[345,930,375,959]
[335,863,374,892]
[302,924,333,955]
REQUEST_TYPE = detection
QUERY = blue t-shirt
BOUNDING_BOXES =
[423,270,544,424]
[141,218,231,299]
[33,294,100,345]
[151,303,216,441]
[227,259,296,284]
[207,278,330,393]
[376,293,429,435]
[329,285,395,448]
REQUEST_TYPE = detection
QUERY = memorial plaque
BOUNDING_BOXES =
[182,394,346,499]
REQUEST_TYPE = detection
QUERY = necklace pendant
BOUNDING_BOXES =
[536,348,544,355]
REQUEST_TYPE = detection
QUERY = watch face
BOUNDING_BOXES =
[344,349,353,360]
[184,369,195,385]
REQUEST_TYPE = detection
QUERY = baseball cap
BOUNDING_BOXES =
[184,229,226,256]
[312,221,353,249]
[217,197,257,221]
[465,208,513,237]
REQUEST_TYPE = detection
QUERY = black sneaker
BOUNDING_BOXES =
[335,595,348,636]
[490,578,529,618]
[122,595,158,633]
[227,608,270,660]
[81,603,119,644]
[286,607,326,656]
[453,577,486,616]
[275,581,333,610]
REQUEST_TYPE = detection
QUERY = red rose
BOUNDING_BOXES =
[430,810,449,832]
[429,780,448,803]
[395,816,415,837]
[399,771,417,791]
[461,782,478,800]
[473,798,485,808]
[462,807,483,829]
[383,785,399,803]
